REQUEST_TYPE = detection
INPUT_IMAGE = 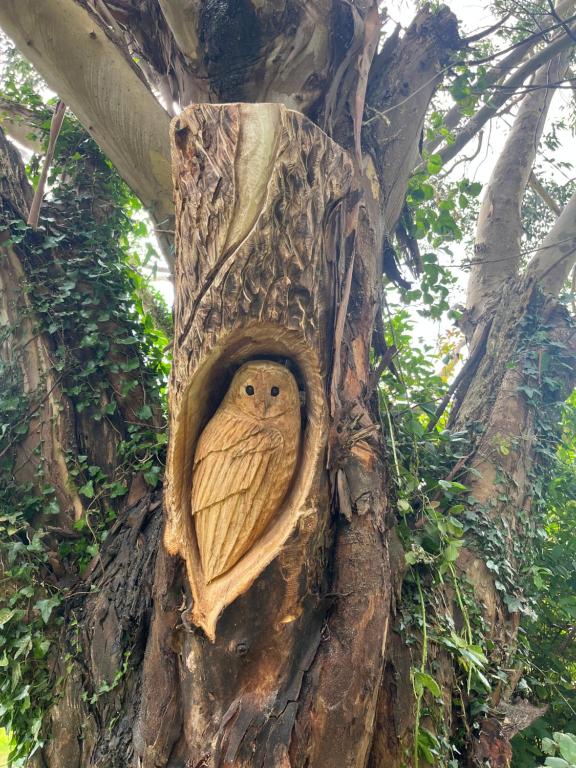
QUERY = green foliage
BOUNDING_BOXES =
[400,160,481,321]
[0,51,170,763]
[539,731,576,767]
[0,33,45,110]
[379,304,485,765]
[512,390,576,765]
[381,286,576,766]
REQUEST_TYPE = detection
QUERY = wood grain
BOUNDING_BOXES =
[192,361,301,582]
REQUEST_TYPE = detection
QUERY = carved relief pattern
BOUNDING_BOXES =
[172,104,350,361]
[192,361,301,582]
[164,103,353,637]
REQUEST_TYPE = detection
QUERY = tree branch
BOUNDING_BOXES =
[422,13,576,174]
[0,98,45,152]
[27,100,66,228]
[366,6,460,232]
[422,0,576,158]
[0,0,173,228]
[529,171,562,215]
[466,50,572,315]
[526,190,576,294]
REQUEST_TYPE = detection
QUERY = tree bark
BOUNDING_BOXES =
[133,100,391,768]
[4,3,576,767]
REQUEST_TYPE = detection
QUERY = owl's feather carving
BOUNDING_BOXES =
[191,361,301,582]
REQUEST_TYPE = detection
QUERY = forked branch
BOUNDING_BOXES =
[466,49,572,315]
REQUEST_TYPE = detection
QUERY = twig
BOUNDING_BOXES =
[547,0,576,45]
[460,13,512,44]
[27,100,66,229]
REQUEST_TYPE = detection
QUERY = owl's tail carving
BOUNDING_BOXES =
[195,491,273,582]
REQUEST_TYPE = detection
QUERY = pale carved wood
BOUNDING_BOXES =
[192,360,301,582]
[164,102,353,640]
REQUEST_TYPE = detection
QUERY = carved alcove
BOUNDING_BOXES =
[165,324,325,638]
[159,102,354,762]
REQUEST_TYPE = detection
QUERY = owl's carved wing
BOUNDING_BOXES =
[192,410,288,581]
[191,412,283,514]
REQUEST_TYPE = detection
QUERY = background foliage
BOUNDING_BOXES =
[1,1,576,764]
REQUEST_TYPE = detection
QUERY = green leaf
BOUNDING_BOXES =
[555,733,576,763]
[412,669,442,698]
[35,596,60,623]
[79,479,95,499]
[137,404,153,420]
[443,539,462,562]
[426,154,443,174]
[542,737,559,756]
[0,608,16,627]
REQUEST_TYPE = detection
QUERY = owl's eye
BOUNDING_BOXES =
[270,386,280,397]
[245,385,255,396]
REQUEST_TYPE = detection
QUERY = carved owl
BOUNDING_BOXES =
[191,361,301,583]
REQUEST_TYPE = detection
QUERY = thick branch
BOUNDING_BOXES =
[155,0,203,65]
[366,6,460,232]
[0,0,172,225]
[157,0,338,113]
[526,190,576,294]
[466,50,571,314]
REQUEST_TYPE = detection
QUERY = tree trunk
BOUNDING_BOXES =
[3,2,576,766]
[133,100,393,768]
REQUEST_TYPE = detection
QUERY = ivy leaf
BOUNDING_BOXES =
[504,595,523,613]
[412,669,442,698]
[555,733,576,763]
[35,596,60,624]
[0,608,17,627]
[542,737,558,756]
[137,404,153,420]
[79,479,95,499]
[443,539,463,563]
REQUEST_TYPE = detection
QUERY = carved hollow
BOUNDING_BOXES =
[167,326,326,636]
[163,103,353,639]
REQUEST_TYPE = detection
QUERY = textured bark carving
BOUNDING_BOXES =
[164,102,353,639]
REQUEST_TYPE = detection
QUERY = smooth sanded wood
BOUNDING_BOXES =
[191,361,301,583]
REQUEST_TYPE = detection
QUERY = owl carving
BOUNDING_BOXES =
[191,361,301,583]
